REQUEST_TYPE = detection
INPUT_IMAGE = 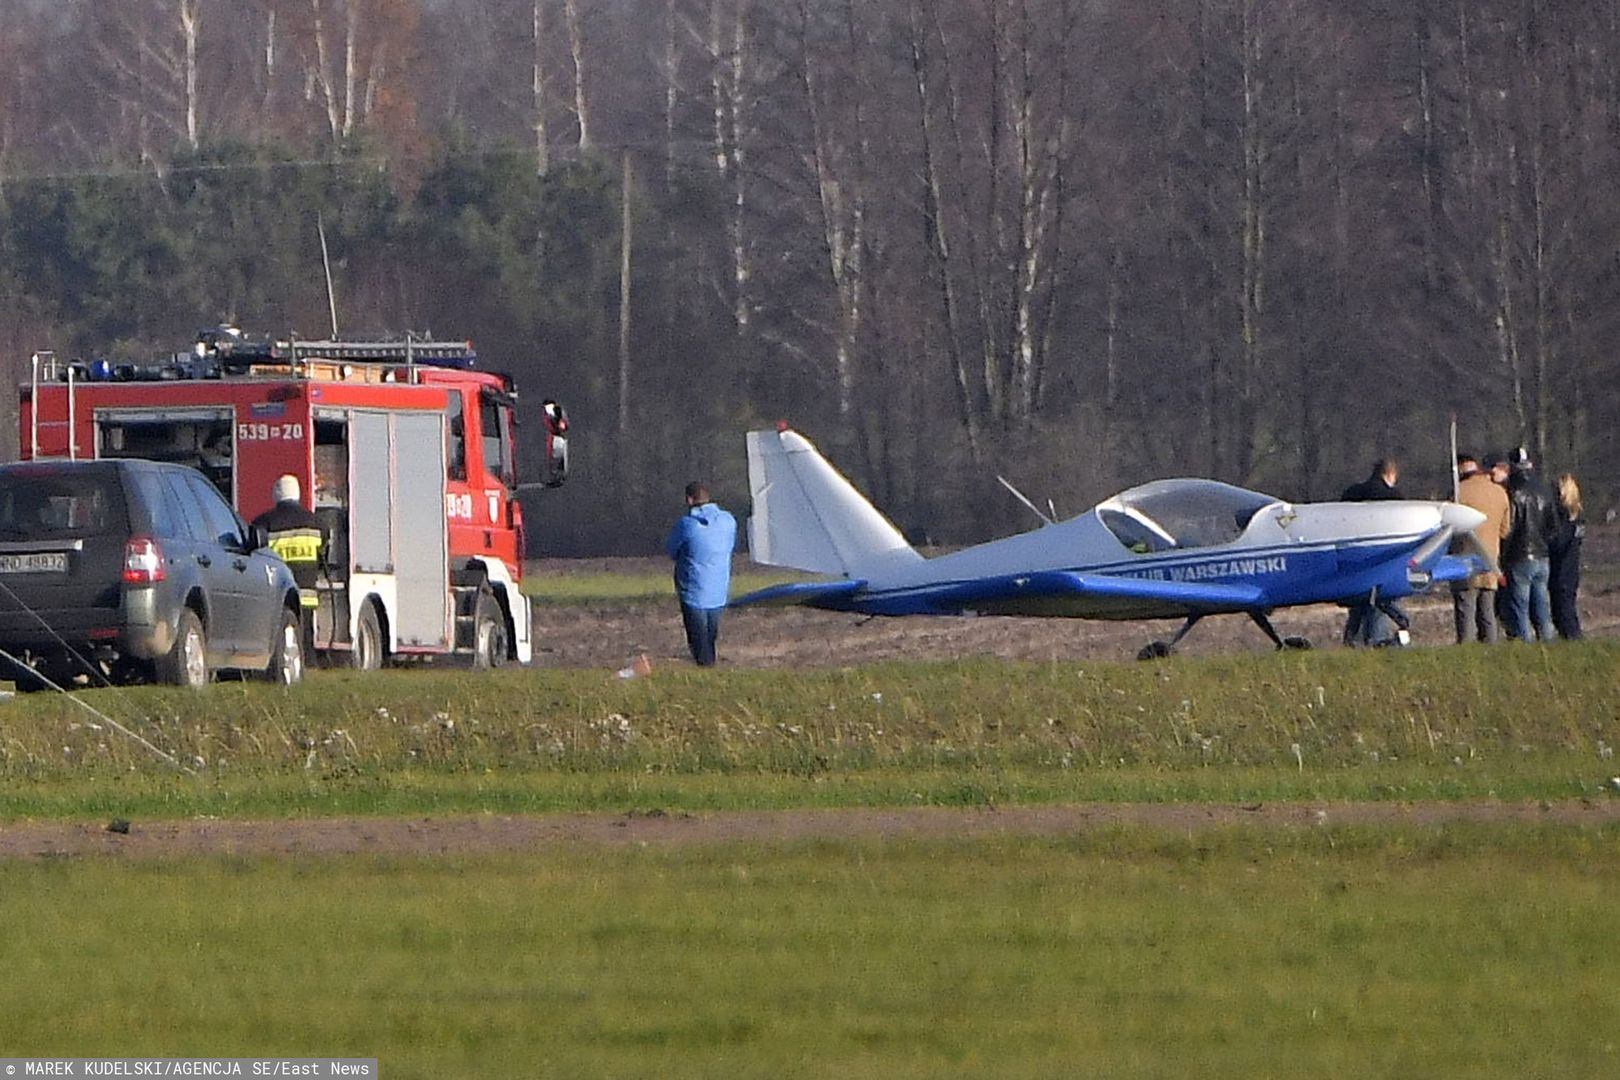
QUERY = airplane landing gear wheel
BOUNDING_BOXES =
[1282,636,1312,651]
[1137,641,1173,661]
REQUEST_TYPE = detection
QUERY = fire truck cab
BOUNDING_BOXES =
[19,332,568,669]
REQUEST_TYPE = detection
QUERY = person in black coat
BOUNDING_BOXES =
[1548,473,1585,640]
[1501,448,1560,641]
[1339,458,1411,647]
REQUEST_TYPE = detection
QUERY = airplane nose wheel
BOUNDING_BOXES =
[1281,635,1312,650]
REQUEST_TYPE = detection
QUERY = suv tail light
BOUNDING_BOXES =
[123,537,166,584]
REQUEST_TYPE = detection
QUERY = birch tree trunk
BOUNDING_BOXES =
[1236,0,1265,482]
[180,0,200,150]
[664,0,678,187]
[342,0,358,137]
[309,0,342,142]
[618,153,634,438]
[533,0,550,176]
[907,0,981,461]
[727,0,750,330]
[262,8,278,123]
[563,0,591,151]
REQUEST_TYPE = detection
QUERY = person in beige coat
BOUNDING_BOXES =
[1452,453,1512,643]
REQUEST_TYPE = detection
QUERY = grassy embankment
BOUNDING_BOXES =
[522,568,800,605]
[1,826,1616,1077]
[0,641,1615,820]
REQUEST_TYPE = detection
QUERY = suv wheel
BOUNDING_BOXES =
[349,602,383,671]
[265,609,304,686]
[472,591,509,670]
[158,610,209,688]
[13,668,53,694]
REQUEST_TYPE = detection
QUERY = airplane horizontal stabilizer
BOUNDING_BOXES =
[730,579,867,608]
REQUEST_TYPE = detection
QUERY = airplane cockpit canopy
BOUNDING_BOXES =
[1097,479,1281,552]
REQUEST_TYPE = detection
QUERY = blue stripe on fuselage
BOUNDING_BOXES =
[840,534,1436,616]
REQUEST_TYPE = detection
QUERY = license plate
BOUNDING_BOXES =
[0,552,67,574]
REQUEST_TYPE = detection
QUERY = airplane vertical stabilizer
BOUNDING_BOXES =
[746,428,923,576]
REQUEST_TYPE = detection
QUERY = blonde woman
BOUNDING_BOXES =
[1549,473,1584,640]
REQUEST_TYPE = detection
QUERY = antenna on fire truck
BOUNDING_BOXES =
[318,213,340,339]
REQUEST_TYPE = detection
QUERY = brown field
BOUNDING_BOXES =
[530,522,1620,671]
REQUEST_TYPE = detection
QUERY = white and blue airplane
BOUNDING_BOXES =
[731,427,1488,656]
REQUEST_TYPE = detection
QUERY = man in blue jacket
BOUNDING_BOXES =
[665,482,737,666]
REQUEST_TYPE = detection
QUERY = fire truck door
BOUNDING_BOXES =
[350,411,449,649]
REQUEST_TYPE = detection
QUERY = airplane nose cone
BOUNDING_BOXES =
[1441,502,1486,532]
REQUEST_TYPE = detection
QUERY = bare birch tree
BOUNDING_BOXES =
[90,0,206,157]
[534,0,551,175]
[563,0,591,150]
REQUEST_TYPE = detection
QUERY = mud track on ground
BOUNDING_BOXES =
[4,801,1618,860]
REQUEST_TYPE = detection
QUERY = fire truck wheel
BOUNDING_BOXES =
[265,608,305,686]
[472,591,509,670]
[157,609,210,689]
[350,602,384,671]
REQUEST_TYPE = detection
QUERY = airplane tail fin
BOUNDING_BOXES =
[746,428,923,576]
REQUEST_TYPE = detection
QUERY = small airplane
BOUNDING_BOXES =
[731,426,1488,656]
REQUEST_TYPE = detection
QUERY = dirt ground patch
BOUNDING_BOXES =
[4,800,1619,860]
[528,526,1620,671]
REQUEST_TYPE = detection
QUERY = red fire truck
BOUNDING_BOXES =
[19,330,569,669]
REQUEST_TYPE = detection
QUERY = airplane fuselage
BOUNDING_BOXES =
[809,500,1471,620]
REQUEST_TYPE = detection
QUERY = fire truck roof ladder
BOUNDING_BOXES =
[201,332,481,379]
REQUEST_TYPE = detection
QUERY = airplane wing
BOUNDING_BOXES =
[904,571,1266,616]
[730,579,867,608]
[731,571,1265,617]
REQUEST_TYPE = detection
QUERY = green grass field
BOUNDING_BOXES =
[6,570,1618,1077]
[2,643,1617,820]
[1,826,1616,1078]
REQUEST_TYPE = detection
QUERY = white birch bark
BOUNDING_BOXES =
[179,0,200,150]
[564,0,591,150]
[534,0,550,176]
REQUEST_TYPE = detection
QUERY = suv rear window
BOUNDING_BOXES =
[0,470,129,540]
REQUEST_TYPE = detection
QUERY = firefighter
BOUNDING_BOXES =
[252,475,326,647]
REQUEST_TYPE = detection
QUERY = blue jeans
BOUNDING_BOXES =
[1342,593,1409,647]
[680,604,723,666]
[1506,558,1554,642]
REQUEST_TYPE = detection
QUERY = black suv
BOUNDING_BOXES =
[0,460,303,689]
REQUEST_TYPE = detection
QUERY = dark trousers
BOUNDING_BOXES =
[1452,587,1499,644]
[1551,583,1583,640]
[1343,592,1410,647]
[680,604,723,666]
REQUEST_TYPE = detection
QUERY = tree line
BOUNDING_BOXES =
[0,0,1614,555]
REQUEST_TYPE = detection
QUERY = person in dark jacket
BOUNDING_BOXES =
[1500,448,1559,642]
[1486,456,1518,637]
[665,482,737,666]
[1548,473,1585,640]
[1339,458,1411,647]
[251,475,327,648]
